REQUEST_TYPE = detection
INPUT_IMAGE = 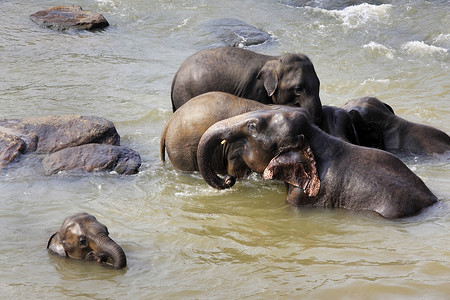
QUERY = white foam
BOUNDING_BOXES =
[326,3,392,28]
[433,33,450,44]
[401,41,448,54]
[363,41,396,59]
[96,0,117,8]
[360,78,390,86]
[178,18,189,29]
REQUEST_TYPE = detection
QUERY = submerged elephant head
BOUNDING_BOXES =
[342,97,450,155]
[341,97,395,149]
[197,106,320,195]
[257,53,322,124]
[47,213,126,269]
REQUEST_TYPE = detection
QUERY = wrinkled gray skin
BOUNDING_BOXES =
[342,97,450,155]
[161,92,355,177]
[171,47,322,124]
[197,107,437,218]
[47,213,126,269]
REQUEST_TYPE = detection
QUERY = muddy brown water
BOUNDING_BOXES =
[1,0,449,298]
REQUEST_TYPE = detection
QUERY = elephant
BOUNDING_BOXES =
[47,213,127,269]
[161,92,356,177]
[196,106,438,218]
[341,97,450,155]
[319,105,359,145]
[171,46,323,124]
[161,92,266,175]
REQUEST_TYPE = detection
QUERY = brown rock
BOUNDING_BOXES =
[30,6,109,30]
[0,129,27,168]
[0,115,120,170]
[42,144,141,175]
[0,115,142,175]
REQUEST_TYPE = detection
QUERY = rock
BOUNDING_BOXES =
[42,144,141,175]
[0,115,121,171]
[0,115,120,154]
[0,114,142,175]
[0,129,27,168]
[30,6,109,30]
[204,18,273,47]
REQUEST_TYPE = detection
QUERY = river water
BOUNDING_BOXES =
[1,0,449,299]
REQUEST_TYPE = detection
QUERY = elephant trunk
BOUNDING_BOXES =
[197,118,245,189]
[310,96,322,125]
[93,234,127,269]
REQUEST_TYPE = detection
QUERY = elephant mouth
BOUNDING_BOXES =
[84,251,115,266]
[262,148,320,197]
[84,251,98,261]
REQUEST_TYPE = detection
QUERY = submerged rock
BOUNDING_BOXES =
[30,6,109,30]
[204,18,273,48]
[43,144,141,175]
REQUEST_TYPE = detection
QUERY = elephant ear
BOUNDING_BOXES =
[257,59,279,97]
[382,102,395,114]
[47,232,67,257]
[262,136,320,197]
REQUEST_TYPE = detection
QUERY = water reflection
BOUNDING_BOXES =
[48,253,127,280]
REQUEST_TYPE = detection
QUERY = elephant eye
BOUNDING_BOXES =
[247,120,259,137]
[79,237,88,248]
[293,87,304,95]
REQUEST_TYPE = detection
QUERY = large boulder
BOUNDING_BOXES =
[0,115,119,153]
[42,144,141,175]
[30,6,109,30]
[0,115,141,175]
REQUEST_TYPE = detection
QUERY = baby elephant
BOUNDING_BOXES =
[47,213,126,269]
[197,107,438,218]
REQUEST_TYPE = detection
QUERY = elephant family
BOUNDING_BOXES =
[47,213,126,269]
[196,107,437,218]
[342,97,450,155]
[171,46,322,124]
[161,92,356,176]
